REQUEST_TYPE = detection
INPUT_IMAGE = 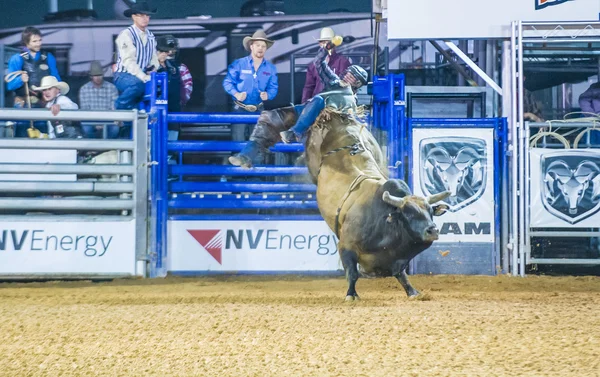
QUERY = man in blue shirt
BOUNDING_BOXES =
[223,29,278,141]
[5,26,61,107]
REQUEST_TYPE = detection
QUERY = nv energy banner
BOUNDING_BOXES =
[169,221,342,272]
[530,149,600,228]
[411,128,495,243]
[0,221,136,275]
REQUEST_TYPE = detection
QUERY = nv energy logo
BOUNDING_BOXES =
[186,229,337,264]
[535,0,569,10]
[420,137,487,212]
[542,151,600,224]
[187,230,223,263]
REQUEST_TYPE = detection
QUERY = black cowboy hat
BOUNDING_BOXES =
[123,1,157,17]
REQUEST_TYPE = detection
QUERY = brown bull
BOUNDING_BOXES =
[305,110,450,300]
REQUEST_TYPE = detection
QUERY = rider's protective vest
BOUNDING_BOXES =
[16,51,50,96]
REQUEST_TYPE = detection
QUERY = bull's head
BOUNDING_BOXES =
[382,190,451,243]
[545,160,600,215]
[425,146,482,202]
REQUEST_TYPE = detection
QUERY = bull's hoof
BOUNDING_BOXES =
[228,154,253,168]
[407,290,420,298]
[345,295,360,301]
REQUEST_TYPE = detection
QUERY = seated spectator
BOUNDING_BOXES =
[302,27,351,103]
[33,76,82,139]
[578,82,600,115]
[79,61,120,138]
[578,82,600,144]
[156,35,193,140]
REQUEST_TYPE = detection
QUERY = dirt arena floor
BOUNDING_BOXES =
[1,274,599,377]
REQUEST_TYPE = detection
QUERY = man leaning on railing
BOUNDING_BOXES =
[33,76,82,139]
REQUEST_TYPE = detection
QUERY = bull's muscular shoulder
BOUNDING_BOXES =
[379,179,411,198]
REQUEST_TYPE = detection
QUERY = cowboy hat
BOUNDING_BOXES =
[32,76,70,95]
[89,60,104,76]
[123,1,157,17]
[315,27,335,41]
[243,30,274,52]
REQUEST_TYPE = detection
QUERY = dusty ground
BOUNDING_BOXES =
[0,274,599,377]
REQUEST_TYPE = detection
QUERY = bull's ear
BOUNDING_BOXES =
[432,204,449,216]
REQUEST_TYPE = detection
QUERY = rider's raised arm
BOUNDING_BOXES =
[314,47,339,87]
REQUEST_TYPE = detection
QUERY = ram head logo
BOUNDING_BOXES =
[420,137,487,212]
[542,153,600,224]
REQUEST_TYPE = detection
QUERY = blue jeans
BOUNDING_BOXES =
[114,72,146,110]
[81,123,121,139]
[290,95,325,136]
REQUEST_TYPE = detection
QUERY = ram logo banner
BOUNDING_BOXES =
[541,152,600,224]
[420,137,487,212]
[535,0,570,10]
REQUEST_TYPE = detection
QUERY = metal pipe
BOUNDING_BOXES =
[0,198,134,210]
[0,164,134,174]
[528,258,600,265]
[510,22,519,276]
[429,40,478,87]
[170,182,316,193]
[168,141,304,153]
[168,112,259,124]
[445,41,503,95]
[0,139,135,150]
[48,0,58,13]
[87,0,93,10]
[530,231,600,237]
[169,199,318,210]
[500,41,512,274]
[517,21,526,277]
[290,53,296,104]
[0,109,139,122]
[0,181,134,192]
[170,165,308,176]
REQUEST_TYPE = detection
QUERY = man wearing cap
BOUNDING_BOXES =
[222,29,278,140]
[78,61,120,138]
[113,1,159,111]
[156,34,194,140]
[33,76,81,139]
[301,27,351,104]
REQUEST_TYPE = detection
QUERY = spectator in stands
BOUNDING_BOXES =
[156,35,193,140]
[301,27,351,104]
[33,76,82,138]
[222,29,278,140]
[5,26,61,108]
[79,61,120,138]
[113,1,158,111]
[578,82,600,115]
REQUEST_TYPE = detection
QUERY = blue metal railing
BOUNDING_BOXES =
[142,72,406,277]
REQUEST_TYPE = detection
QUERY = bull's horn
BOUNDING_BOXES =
[382,191,407,208]
[427,191,451,204]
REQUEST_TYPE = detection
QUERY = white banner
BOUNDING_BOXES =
[168,221,342,272]
[530,148,600,227]
[389,0,600,39]
[411,128,495,242]
[0,221,136,275]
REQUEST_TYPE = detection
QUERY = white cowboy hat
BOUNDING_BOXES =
[243,30,274,51]
[315,27,335,42]
[32,76,70,95]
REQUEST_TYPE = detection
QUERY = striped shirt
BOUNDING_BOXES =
[115,25,158,82]
[180,63,193,106]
